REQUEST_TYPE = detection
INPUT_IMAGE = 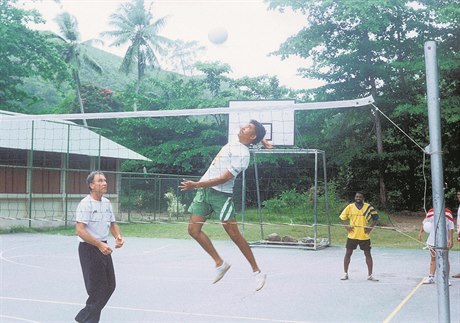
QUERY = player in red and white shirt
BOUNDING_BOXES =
[418,208,454,284]
[452,191,460,279]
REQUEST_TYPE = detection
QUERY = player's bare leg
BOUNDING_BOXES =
[223,218,260,272]
[343,249,353,274]
[188,214,223,267]
[223,218,266,290]
[364,249,373,276]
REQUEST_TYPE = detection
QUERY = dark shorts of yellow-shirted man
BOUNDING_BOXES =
[346,238,371,251]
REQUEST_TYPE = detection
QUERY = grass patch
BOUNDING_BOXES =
[3,219,457,251]
[2,204,457,251]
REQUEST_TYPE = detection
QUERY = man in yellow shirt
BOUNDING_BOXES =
[339,191,379,281]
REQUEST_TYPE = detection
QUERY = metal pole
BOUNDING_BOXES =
[322,151,331,245]
[64,124,70,226]
[313,151,318,249]
[241,169,246,236]
[27,121,35,228]
[424,40,450,323]
[253,152,264,240]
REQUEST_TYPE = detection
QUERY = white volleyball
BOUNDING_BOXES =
[208,27,228,45]
[423,221,433,233]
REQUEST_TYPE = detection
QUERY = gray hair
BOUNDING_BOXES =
[86,171,105,187]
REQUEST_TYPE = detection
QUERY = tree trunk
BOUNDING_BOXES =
[74,71,88,127]
[133,78,139,112]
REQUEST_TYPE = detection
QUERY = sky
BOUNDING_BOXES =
[22,0,322,90]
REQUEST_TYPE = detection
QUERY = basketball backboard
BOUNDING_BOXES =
[228,100,295,146]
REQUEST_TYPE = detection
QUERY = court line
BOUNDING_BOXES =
[0,247,45,269]
[0,296,311,323]
[383,279,424,323]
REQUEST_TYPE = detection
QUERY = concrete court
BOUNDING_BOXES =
[0,233,459,323]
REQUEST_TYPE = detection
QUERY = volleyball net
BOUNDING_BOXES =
[0,97,373,239]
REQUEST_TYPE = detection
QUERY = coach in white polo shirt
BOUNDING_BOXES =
[75,171,124,323]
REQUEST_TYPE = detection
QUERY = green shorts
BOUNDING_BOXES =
[188,188,235,221]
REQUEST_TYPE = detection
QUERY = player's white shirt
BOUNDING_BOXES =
[423,208,454,246]
[200,137,250,194]
[76,195,115,242]
[457,205,460,235]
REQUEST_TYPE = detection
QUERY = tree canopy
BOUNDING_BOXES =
[1,0,459,210]
[266,0,460,209]
[0,0,68,110]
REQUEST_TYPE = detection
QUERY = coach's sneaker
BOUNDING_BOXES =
[340,273,349,280]
[254,271,266,291]
[367,274,379,282]
[213,261,231,284]
[422,275,435,284]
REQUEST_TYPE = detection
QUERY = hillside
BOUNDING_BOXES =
[20,44,184,113]
[80,44,184,90]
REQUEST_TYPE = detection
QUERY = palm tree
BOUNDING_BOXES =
[54,12,102,126]
[101,0,172,111]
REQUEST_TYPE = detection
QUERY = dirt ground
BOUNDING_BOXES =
[384,212,425,232]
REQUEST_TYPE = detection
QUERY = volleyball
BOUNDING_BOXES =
[423,221,433,233]
[208,26,228,45]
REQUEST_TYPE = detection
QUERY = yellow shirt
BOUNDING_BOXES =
[339,202,378,240]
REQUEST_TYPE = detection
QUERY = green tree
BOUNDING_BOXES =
[266,0,460,209]
[54,12,103,126]
[0,0,68,110]
[101,0,172,111]
[194,61,232,97]
[164,39,205,76]
[230,75,292,100]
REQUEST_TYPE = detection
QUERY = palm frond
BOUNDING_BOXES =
[82,54,103,75]
[101,0,173,82]
[120,45,137,74]
[54,12,80,42]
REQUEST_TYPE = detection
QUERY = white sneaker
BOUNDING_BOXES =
[367,274,379,282]
[448,280,452,286]
[422,275,435,284]
[254,271,266,291]
[213,262,231,284]
[340,273,349,280]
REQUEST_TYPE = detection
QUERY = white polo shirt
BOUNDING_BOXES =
[200,140,250,194]
[76,195,115,242]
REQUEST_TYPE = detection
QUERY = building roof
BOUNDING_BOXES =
[0,111,150,161]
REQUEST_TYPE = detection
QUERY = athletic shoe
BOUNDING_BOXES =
[367,275,379,282]
[448,280,452,286]
[254,271,266,291]
[213,261,231,284]
[452,273,460,278]
[340,273,349,280]
[422,275,435,284]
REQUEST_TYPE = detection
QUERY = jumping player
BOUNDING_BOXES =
[180,120,271,291]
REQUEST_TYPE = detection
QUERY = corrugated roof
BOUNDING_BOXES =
[0,111,150,161]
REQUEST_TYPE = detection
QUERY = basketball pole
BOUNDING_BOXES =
[424,40,450,323]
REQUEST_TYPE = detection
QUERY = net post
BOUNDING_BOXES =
[322,150,331,245]
[253,151,264,241]
[424,40,450,322]
[241,169,246,236]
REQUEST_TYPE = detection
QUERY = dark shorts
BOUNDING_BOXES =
[346,238,371,251]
